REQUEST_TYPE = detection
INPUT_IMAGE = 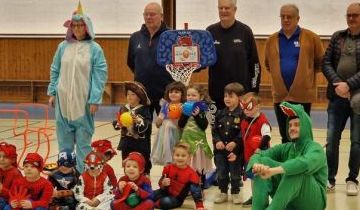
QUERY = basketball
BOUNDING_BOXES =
[119,112,133,127]
[168,103,182,119]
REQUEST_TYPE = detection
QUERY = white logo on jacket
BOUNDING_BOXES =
[233,39,242,43]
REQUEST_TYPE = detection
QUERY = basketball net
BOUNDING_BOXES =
[165,63,201,86]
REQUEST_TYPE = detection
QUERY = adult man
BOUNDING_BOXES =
[127,2,173,115]
[323,2,360,196]
[206,0,260,111]
[265,4,324,143]
[246,102,327,210]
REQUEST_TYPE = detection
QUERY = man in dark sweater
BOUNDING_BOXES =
[206,0,260,111]
[127,2,174,115]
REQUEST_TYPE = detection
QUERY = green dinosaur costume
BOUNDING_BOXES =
[246,102,328,210]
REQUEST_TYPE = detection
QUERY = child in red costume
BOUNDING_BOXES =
[5,153,54,210]
[154,143,205,210]
[239,92,271,207]
[91,139,118,188]
[73,151,114,210]
[0,142,22,209]
[111,152,153,210]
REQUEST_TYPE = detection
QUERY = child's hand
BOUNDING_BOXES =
[118,181,127,191]
[128,182,139,191]
[227,152,237,162]
[91,198,100,207]
[10,200,19,208]
[20,200,32,209]
[131,113,140,124]
[52,189,58,197]
[162,177,171,187]
[192,106,200,116]
[156,115,164,128]
[225,142,236,152]
[215,141,225,150]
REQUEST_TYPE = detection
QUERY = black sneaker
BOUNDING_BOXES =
[242,196,252,207]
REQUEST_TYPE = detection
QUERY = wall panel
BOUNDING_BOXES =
[0,37,330,108]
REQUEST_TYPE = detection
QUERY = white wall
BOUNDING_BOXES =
[176,0,355,36]
[0,0,160,34]
[0,0,355,36]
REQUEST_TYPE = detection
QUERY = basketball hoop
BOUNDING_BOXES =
[165,63,201,86]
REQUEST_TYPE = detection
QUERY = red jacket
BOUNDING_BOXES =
[82,171,108,200]
[103,163,117,188]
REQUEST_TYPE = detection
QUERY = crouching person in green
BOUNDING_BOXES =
[246,102,327,210]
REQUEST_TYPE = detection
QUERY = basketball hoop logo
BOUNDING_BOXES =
[173,35,200,64]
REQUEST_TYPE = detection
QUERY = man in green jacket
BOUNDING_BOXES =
[246,102,327,210]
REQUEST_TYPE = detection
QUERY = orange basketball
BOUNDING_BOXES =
[167,103,182,119]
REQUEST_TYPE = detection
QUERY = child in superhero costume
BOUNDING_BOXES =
[153,142,205,210]
[0,143,22,209]
[48,149,80,210]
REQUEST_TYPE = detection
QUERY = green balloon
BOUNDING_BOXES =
[126,192,141,207]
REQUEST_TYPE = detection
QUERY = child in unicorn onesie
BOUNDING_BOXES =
[47,2,108,173]
[246,102,327,210]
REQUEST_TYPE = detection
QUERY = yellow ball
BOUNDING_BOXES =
[120,112,133,127]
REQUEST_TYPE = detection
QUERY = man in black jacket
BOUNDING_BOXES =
[322,2,360,196]
[206,0,260,111]
[127,2,173,115]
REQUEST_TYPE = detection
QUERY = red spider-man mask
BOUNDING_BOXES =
[240,98,258,111]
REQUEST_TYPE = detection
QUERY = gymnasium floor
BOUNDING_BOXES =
[0,103,358,210]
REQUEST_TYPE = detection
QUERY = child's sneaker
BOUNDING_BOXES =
[326,182,335,193]
[214,193,228,204]
[231,193,242,204]
[242,196,252,207]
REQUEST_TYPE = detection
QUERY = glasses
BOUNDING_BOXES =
[143,12,159,17]
[346,13,360,19]
[71,23,85,28]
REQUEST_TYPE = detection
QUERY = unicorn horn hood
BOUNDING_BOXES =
[63,1,95,41]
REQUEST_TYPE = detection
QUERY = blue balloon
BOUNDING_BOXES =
[182,101,195,116]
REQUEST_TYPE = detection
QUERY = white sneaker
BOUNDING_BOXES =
[326,182,335,193]
[214,193,228,204]
[346,181,359,196]
[231,193,242,205]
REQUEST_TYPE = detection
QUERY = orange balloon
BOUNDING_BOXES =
[167,103,182,119]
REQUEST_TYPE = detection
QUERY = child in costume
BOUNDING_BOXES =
[247,102,327,210]
[212,82,244,204]
[153,142,205,210]
[5,153,54,210]
[47,1,108,173]
[73,151,114,210]
[0,142,22,209]
[111,152,153,210]
[91,139,117,188]
[178,84,213,184]
[48,149,80,210]
[239,92,271,207]
[151,81,187,165]
[112,81,152,174]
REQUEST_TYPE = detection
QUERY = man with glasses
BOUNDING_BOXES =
[265,4,324,144]
[127,2,173,115]
[323,2,360,196]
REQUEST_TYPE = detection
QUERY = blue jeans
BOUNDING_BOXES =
[214,151,241,194]
[326,97,360,184]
